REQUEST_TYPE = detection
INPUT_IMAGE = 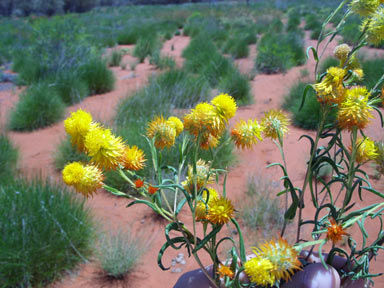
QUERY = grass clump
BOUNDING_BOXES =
[0,134,18,182]
[54,71,89,105]
[9,82,65,131]
[286,9,301,32]
[81,57,115,94]
[218,69,252,105]
[0,178,94,287]
[133,34,159,63]
[97,228,146,279]
[107,49,123,67]
[224,36,250,59]
[150,50,176,70]
[361,58,384,90]
[240,175,284,240]
[255,32,305,74]
[283,81,336,130]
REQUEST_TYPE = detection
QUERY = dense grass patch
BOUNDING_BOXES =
[0,178,94,287]
[223,35,250,59]
[286,8,301,32]
[0,134,18,182]
[133,34,160,63]
[97,228,146,279]
[255,32,305,74]
[9,82,66,131]
[81,57,115,94]
[54,71,89,105]
[283,81,336,130]
[107,49,123,67]
[218,69,252,105]
[361,58,384,90]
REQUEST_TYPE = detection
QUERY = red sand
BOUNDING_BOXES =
[0,32,383,288]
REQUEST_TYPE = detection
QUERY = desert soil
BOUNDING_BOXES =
[0,32,383,288]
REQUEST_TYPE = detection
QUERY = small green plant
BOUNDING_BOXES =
[120,62,127,70]
[224,36,249,59]
[372,141,384,179]
[0,134,18,182]
[0,178,94,287]
[240,175,284,240]
[108,49,123,67]
[255,32,305,74]
[150,51,176,70]
[133,34,159,63]
[81,57,115,95]
[9,82,66,131]
[54,71,89,105]
[218,69,252,105]
[286,9,301,32]
[97,228,146,279]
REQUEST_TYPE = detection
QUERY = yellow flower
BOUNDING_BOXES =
[362,7,384,45]
[64,109,98,151]
[147,116,176,149]
[355,137,379,163]
[183,102,224,138]
[261,110,290,140]
[244,257,275,286]
[167,116,184,136]
[333,44,351,62]
[350,0,380,17]
[217,265,235,279]
[182,159,214,194]
[195,188,219,221]
[353,68,364,80]
[84,127,125,170]
[200,133,220,150]
[207,196,234,225]
[314,67,347,104]
[211,93,237,122]
[231,119,263,149]
[62,162,103,197]
[254,238,302,282]
[337,87,373,130]
[326,217,349,244]
[121,145,146,171]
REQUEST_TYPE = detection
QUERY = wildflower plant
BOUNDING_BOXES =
[60,2,384,287]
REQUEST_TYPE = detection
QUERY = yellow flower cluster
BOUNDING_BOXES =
[337,87,373,130]
[207,196,234,225]
[195,188,219,220]
[182,159,214,194]
[355,137,379,163]
[244,238,302,286]
[231,119,263,149]
[314,67,346,104]
[260,110,290,140]
[350,0,381,17]
[62,109,147,196]
[362,7,384,45]
[147,116,184,149]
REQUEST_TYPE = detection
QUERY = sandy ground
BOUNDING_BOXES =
[0,31,383,287]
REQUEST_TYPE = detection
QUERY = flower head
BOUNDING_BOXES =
[244,257,275,286]
[350,0,380,17]
[217,265,235,279]
[253,238,302,282]
[337,87,373,130]
[121,145,146,171]
[261,110,290,140]
[211,93,237,122]
[167,116,184,137]
[147,116,176,149]
[231,119,263,149]
[207,196,234,225]
[333,44,351,62]
[326,217,348,244]
[196,187,219,221]
[182,159,215,194]
[84,127,125,170]
[62,162,103,197]
[64,109,98,151]
[200,133,220,150]
[135,179,144,188]
[362,7,384,45]
[184,102,224,138]
[314,67,347,104]
[148,185,158,195]
[355,137,378,163]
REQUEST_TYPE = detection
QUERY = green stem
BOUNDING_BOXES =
[342,128,358,211]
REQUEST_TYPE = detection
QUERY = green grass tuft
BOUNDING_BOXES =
[81,57,115,95]
[9,82,66,131]
[0,178,94,287]
[107,49,123,67]
[0,134,18,182]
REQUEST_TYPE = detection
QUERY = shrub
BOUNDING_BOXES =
[255,32,305,74]
[133,34,159,63]
[286,9,301,32]
[0,134,18,182]
[224,36,250,59]
[218,69,252,105]
[97,228,146,279]
[81,57,115,95]
[0,178,94,287]
[310,27,322,40]
[107,49,123,67]
[54,71,89,105]
[9,82,66,131]
[240,175,284,240]
[304,13,321,31]
[54,136,90,171]
[341,15,360,45]
[283,81,336,130]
